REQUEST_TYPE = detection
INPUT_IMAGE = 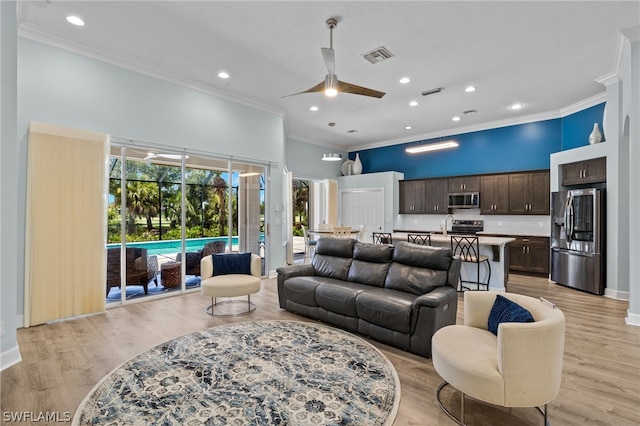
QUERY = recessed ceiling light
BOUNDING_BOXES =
[409,101,418,107]
[218,71,230,79]
[66,15,85,26]
[465,86,476,92]
[399,77,411,84]
[310,106,319,111]
[510,103,524,110]
[405,126,413,130]
[452,116,461,122]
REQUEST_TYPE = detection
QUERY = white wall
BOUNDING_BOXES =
[0,0,21,369]
[626,39,640,324]
[14,38,292,317]
[285,138,346,179]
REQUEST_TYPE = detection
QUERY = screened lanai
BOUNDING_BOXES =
[106,145,267,304]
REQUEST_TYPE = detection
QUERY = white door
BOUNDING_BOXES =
[340,188,384,243]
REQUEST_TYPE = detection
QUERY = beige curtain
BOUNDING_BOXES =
[25,122,109,326]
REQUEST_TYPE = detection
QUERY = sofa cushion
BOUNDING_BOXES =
[315,237,356,257]
[346,242,393,287]
[356,288,416,334]
[385,242,451,295]
[392,241,453,270]
[283,276,329,307]
[316,281,372,317]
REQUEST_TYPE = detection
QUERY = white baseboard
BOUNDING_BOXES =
[604,288,629,300]
[1,344,22,371]
[626,309,640,327]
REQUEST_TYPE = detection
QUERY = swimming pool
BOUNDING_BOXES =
[106,237,245,256]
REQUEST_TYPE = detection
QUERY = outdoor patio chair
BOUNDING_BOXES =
[105,247,156,296]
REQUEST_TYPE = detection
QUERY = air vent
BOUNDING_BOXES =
[463,109,478,115]
[362,46,395,64]
[421,87,444,96]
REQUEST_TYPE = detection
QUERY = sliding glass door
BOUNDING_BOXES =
[106,145,268,305]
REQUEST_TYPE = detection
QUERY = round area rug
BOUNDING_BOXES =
[73,320,400,425]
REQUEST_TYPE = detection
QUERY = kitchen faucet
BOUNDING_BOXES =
[442,214,454,237]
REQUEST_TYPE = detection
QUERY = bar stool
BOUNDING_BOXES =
[450,236,491,291]
[407,233,432,245]
[372,232,393,244]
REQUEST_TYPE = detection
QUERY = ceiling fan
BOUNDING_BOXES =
[284,18,386,99]
[143,152,187,161]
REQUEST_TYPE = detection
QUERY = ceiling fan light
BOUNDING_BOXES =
[322,153,342,161]
[324,74,338,97]
[405,140,459,154]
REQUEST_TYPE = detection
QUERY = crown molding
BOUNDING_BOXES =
[17,23,285,118]
[559,92,607,117]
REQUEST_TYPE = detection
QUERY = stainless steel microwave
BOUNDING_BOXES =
[448,192,480,209]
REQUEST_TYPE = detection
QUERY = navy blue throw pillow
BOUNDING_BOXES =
[213,253,252,276]
[487,294,535,335]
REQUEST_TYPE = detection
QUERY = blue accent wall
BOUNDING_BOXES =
[561,103,605,150]
[350,103,604,179]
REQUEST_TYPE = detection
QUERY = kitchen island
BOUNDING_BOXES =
[392,231,515,291]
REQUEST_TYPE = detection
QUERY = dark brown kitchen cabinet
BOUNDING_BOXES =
[509,236,549,275]
[399,180,426,214]
[562,157,606,186]
[425,178,449,214]
[508,171,550,215]
[480,174,509,214]
[448,176,480,193]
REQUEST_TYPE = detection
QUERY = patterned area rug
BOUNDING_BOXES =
[73,321,400,425]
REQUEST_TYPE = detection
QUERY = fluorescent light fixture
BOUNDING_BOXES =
[399,77,411,84]
[405,140,459,154]
[218,71,230,79]
[66,15,85,26]
[324,74,338,97]
[239,172,260,177]
[322,153,342,161]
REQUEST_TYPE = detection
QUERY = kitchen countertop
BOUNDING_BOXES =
[478,231,550,237]
[392,231,515,246]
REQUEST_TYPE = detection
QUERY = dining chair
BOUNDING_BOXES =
[450,236,491,291]
[332,226,352,239]
[318,223,334,232]
[408,233,431,246]
[372,232,393,244]
[301,225,317,262]
[357,224,366,242]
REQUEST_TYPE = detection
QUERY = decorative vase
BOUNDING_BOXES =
[352,153,363,175]
[588,123,602,145]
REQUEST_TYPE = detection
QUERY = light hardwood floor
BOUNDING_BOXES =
[1,274,639,425]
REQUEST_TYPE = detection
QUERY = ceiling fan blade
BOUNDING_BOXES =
[337,80,386,98]
[321,47,335,74]
[281,81,325,98]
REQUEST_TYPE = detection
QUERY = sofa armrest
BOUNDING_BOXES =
[276,264,315,280]
[276,264,315,309]
[413,286,458,309]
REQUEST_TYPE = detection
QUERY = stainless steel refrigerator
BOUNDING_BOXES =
[550,188,605,295]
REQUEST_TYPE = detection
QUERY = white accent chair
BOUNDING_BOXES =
[200,254,261,316]
[432,291,565,425]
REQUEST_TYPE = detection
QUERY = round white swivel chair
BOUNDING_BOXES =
[432,291,565,425]
[200,253,262,316]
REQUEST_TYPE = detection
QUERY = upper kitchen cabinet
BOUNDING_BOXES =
[480,174,509,214]
[399,179,426,214]
[425,178,449,214]
[508,171,550,215]
[561,157,606,186]
[448,176,480,192]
